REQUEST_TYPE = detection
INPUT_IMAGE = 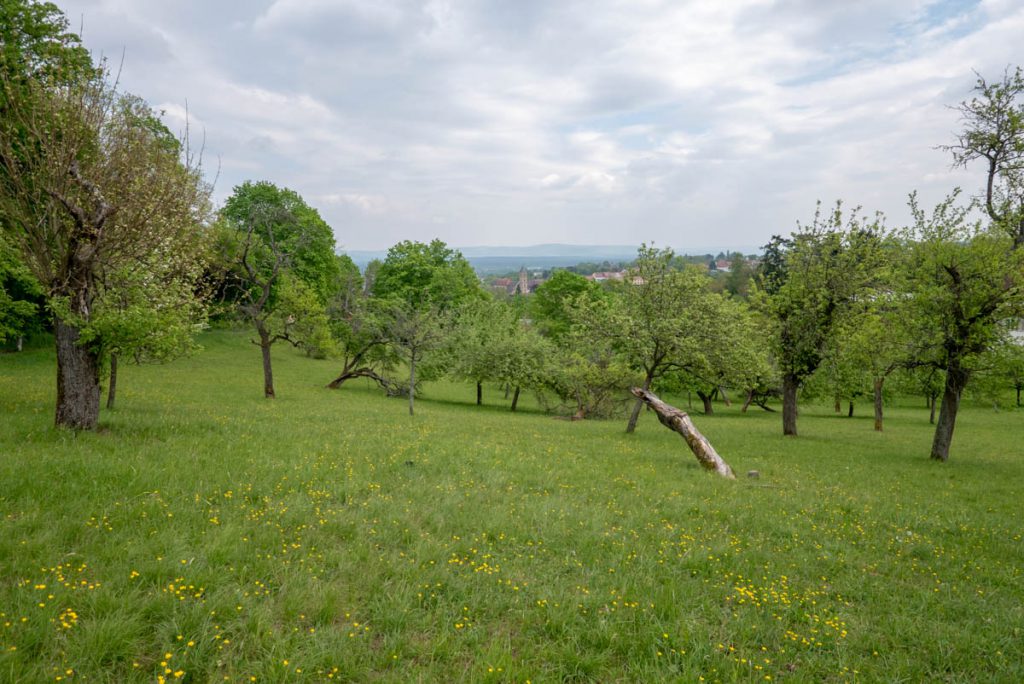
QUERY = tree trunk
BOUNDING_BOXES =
[930,365,969,461]
[504,384,510,400]
[847,402,854,417]
[834,398,841,413]
[741,389,753,413]
[408,354,416,416]
[873,377,883,432]
[258,328,275,398]
[626,373,653,433]
[54,318,101,429]
[696,390,714,415]
[107,353,118,410]
[476,381,482,406]
[630,388,735,479]
[929,392,937,424]
[16,335,23,352]
[511,386,521,412]
[782,373,799,436]
[718,386,731,407]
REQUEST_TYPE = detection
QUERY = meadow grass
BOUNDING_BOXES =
[1,330,1022,682]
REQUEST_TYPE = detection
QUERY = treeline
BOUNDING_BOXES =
[2,2,1022,463]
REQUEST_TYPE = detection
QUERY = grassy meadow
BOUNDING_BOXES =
[1,330,1022,682]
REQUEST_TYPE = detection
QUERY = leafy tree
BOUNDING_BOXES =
[755,204,885,436]
[217,187,336,398]
[372,239,482,310]
[221,181,341,305]
[540,290,638,419]
[369,239,485,409]
[609,246,715,431]
[384,300,447,416]
[530,270,602,341]
[900,192,1024,460]
[1,40,211,428]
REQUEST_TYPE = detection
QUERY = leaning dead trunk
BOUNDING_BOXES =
[106,353,118,410]
[782,373,799,436]
[55,318,101,429]
[630,388,735,479]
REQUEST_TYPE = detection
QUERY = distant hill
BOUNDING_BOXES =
[342,243,759,273]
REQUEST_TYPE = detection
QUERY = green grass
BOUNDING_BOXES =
[1,330,1022,682]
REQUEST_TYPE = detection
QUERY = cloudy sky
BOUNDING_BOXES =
[55,0,1023,252]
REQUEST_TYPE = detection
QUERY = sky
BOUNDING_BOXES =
[54,0,1024,252]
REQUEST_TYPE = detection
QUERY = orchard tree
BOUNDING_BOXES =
[371,239,485,411]
[371,239,482,309]
[217,185,337,398]
[530,270,603,341]
[756,204,885,436]
[901,192,1024,460]
[1,20,211,429]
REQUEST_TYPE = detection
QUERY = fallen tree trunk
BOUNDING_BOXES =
[630,387,735,479]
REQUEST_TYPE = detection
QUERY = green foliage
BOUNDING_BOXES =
[0,0,94,86]
[371,239,483,310]
[529,269,602,341]
[0,232,42,343]
[900,192,1024,377]
[220,181,341,306]
[756,203,886,382]
[446,299,554,402]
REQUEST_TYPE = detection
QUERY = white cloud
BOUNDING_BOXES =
[55,0,1024,250]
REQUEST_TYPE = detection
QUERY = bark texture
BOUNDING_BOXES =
[55,318,101,429]
[782,373,799,436]
[106,353,118,410]
[626,374,652,433]
[259,327,275,399]
[931,365,968,461]
[630,387,735,479]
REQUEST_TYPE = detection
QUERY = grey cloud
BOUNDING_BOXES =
[52,0,1024,250]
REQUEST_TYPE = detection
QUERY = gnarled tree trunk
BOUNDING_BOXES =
[55,318,101,429]
[257,325,275,398]
[696,390,714,415]
[630,388,735,479]
[931,364,969,461]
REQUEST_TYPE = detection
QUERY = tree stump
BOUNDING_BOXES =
[630,387,736,479]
